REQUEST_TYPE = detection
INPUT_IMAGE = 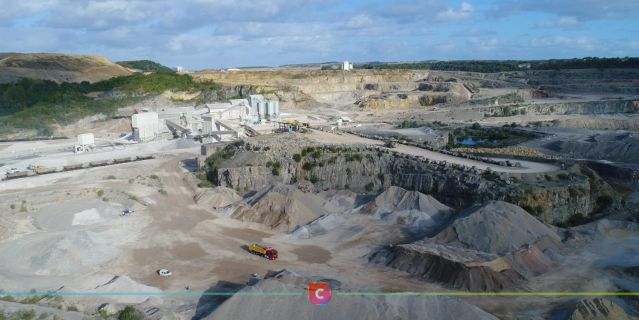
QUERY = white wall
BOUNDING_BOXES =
[132,112,159,140]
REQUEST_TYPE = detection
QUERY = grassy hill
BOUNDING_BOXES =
[0,53,132,84]
[0,73,221,136]
[117,60,175,73]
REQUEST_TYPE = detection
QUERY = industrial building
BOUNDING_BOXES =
[132,111,159,141]
[204,95,279,123]
[74,133,95,153]
[342,61,354,71]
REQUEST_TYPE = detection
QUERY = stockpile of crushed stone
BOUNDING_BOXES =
[360,186,453,234]
[371,201,563,291]
[195,186,242,209]
[206,270,498,320]
[0,229,119,276]
[434,201,561,255]
[289,214,346,239]
[231,184,327,232]
[569,298,635,320]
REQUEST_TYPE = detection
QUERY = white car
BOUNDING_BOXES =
[157,269,172,277]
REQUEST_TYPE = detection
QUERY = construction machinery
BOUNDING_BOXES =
[384,139,397,149]
[248,244,278,260]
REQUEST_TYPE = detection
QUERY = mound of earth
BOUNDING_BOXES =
[289,214,346,239]
[0,229,119,276]
[0,52,132,84]
[206,270,498,320]
[231,184,326,232]
[89,275,161,304]
[371,201,563,291]
[569,298,636,320]
[433,201,561,255]
[371,241,525,292]
[361,186,453,233]
[195,187,242,209]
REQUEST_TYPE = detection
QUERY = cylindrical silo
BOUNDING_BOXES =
[258,102,266,117]
[273,101,279,117]
[265,101,272,118]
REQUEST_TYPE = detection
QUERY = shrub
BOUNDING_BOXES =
[302,162,315,171]
[96,190,105,197]
[365,183,374,192]
[272,167,280,176]
[158,189,167,195]
[105,175,116,180]
[293,154,302,162]
[149,174,159,180]
[310,175,320,184]
[596,195,613,212]
[557,173,569,180]
[118,306,143,320]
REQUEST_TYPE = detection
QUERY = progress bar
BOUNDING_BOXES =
[1,292,639,297]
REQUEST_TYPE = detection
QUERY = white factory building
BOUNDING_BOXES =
[203,95,279,123]
[342,61,354,71]
[132,111,159,141]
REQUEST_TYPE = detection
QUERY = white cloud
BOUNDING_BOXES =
[346,14,373,29]
[531,36,597,51]
[436,2,474,22]
[536,16,579,28]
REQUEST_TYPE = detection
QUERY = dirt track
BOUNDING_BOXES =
[308,130,559,173]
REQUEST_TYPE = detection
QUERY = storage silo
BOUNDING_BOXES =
[258,102,266,118]
[273,101,280,118]
[265,101,272,119]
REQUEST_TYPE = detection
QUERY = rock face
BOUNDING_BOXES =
[569,298,636,320]
[231,184,326,232]
[0,53,132,83]
[206,270,498,320]
[360,186,453,234]
[214,144,618,225]
[371,201,563,291]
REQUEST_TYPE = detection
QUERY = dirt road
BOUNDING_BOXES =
[308,130,558,173]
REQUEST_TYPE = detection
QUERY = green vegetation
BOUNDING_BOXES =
[309,175,320,184]
[345,154,362,162]
[302,162,316,171]
[485,106,527,118]
[356,57,639,72]
[595,195,613,213]
[398,120,447,129]
[0,73,222,136]
[96,190,105,197]
[116,60,175,73]
[292,154,302,162]
[365,183,375,192]
[118,306,143,320]
[0,309,36,320]
[448,124,541,148]
[19,200,27,213]
[271,162,282,176]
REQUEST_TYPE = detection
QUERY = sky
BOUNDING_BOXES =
[0,0,638,70]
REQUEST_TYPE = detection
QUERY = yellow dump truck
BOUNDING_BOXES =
[248,244,279,260]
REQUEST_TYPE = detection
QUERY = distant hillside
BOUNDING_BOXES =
[0,53,132,84]
[356,57,639,73]
[116,60,175,73]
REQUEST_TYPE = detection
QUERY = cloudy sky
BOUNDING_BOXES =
[1,0,638,69]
